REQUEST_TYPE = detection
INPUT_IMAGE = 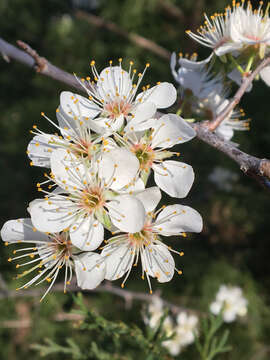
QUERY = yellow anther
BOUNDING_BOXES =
[90,60,95,66]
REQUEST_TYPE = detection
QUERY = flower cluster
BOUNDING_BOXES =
[1,60,202,299]
[171,52,250,143]
[143,296,198,356]
[170,1,270,144]
[210,284,248,323]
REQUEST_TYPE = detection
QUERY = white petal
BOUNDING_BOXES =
[59,91,100,124]
[260,65,270,86]
[27,134,57,168]
[214,42,242,56]
[228,68,252,92]
[29,198,73,233]
[134,187,161,213]
[88,114,124,134]
[70,216,104,251]
[153,204,203,235]
[153,160,194,198]
[50,148,85,189]
[99,148,139,190]
[151,114,196,148]
[215,124,234,141]
[126,102,156,131]
[98,66,132,97]
[142,244,175,283]
[210,301,222,315]
[108,195,145,233]
[179,53,213,69]
[1,218,49,243]
[137,82,177,109]
[223,310,236,323]
[74,253,106,290]
[101,242,133,281]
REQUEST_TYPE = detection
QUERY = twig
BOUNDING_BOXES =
[0,38,83,92]
[158,0,184,22]
[207,55,270,131]
[193,123,270,189]
[1,37,270,188]
[75,10,171,60]
[0,280,198,315]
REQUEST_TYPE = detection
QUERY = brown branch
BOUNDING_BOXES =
[0,280,198,315]
[0,38,83,92]
[193,123,270,189]
[207,55,270,131]
[75,10,171,61]
[158,0,184,22]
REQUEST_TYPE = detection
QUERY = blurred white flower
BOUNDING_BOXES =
[163,312,199,355]
[209,166,239,191]
[210,284,248,323]
[143,296,164,328]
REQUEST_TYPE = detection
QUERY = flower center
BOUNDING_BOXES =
[131,143,155,170]
[104,100,132,119]
[70,139,94,159]
[80,187,104,213]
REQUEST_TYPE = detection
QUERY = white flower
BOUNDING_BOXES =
[115,113,196,197]
[163,312,198,355]
[29,148,145,249]
[61,59,176,133]
[143,296,164,329]
[230,2,270,49]
[27,104,104,168]
[93,203,202,292]
[210,284,248,323]
[186,7,242,56]
[170,52,223,98]
[175,312,198,347]
[187,2,270,57]
[195,92,250,141]
[0,218,105,299]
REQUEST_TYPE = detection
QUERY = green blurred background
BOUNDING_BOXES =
[0,0,270,359]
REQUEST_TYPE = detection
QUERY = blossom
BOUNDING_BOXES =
[163,312,198,355]
[170,52,223,98]
[115,113,196,197]
[29,148,147,250]
[230,2,270,50]
[27,104,104,168]
[186,2,270,57]
[186,7,242,56]
[143,296,164,328]
[0,218,105,300]
[210,284,248,323]
[194,92,250,141]
[96,203,202,292]
[60,59,177,133]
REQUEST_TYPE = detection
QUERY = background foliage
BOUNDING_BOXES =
[0,0,269,359]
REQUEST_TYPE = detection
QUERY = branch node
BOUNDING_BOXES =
[16,40,47,72]
[260,159,270,179]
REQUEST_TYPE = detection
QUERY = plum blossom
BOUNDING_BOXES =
[113,113,196,197]
[27,107,104,168]
[92,203,202,292]
[210,284,248,323]
[29,148,146,250]
[60,59,177,133]
[0,218,105,300]
[163,312,198,355]
[186,1,270,57]
[170,52,223,98]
